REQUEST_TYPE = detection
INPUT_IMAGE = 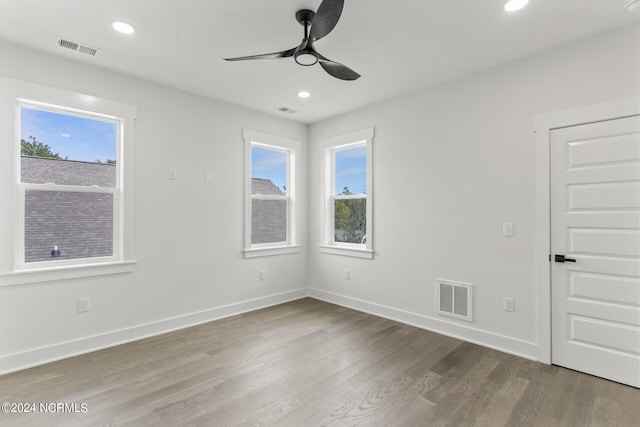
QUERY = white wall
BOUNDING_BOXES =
[0,40,308,373]
[308,25,639,360]
[0,23,637,374]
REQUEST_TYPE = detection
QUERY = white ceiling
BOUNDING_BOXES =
[0,1,637,123]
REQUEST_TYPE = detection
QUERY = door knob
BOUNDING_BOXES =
[555,254,576,263]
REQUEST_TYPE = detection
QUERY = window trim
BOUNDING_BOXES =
[319,127,374,259]
[0,76,137,287]
[243,129,301,258]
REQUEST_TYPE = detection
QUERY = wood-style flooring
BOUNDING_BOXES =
[0,298,638,426]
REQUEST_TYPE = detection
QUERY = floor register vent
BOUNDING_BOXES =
[437,279,472,322]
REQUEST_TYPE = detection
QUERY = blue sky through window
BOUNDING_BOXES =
[251,146,287,192]
[20,107,116,163]
[335,145,366,195]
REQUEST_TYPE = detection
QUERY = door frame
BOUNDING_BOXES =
[533,95,639,364]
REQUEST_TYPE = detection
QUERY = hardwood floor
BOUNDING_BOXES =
[0,298,638,426]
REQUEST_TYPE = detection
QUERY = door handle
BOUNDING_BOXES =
[555,254,576,263]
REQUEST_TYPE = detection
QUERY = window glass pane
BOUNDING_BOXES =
[250,144,288,246]
[335,145,366,196]
[334,198,366,244]
[20,107,117,187]
[251,199,287,244]
[24,190,113,262]
[251,146,287,195]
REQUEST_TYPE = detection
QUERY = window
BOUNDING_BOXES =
[334,145,367,244]
[251,146,288,245]
[320,127,374,259]
[19,105,119,266]
[243,129,301,258]
[0,76,136,286]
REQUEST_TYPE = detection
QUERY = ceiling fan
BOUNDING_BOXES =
[224,0,360,81]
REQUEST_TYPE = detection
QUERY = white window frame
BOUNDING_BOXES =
[17,101,122,269]
[319,127,374,259]
[0,77,137,287]
[243,129,301,258]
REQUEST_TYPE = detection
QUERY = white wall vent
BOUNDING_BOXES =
[57,37,99,56]
[437,279,473,322]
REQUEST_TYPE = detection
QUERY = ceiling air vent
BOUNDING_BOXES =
[58,38,79,51]
[277,106,297,114]
[78,45,98,56]
[57,37,99,56]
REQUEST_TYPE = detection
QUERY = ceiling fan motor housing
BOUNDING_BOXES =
[294,9,319,66]
[295,9,315,25]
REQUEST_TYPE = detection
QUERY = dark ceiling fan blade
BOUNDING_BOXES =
[224,47,297,61]
[318,58,360,80]
[309,0,344,41]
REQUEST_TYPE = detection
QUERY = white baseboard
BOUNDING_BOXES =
[308,288,539,361]
[0,288,308,375]
[1,287,541,376]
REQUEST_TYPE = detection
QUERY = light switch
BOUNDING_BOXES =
[168,168,177,180]
[503,223,514,237]
[205,170,214,183]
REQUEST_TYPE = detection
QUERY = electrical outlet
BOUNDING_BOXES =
[345,269,350,280]
[503,297,515,312]
[259,271,266,281]
[78,297,91,313]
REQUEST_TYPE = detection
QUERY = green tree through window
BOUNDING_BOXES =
[20,136,63,159]
[334,186,366,244]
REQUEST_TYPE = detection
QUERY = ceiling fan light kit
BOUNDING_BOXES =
[224,0,360,81]
[295,52,319,67]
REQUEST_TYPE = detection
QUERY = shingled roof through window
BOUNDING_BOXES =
[251,178,284,196]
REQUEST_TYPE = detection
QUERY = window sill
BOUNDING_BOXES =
[0,260,136,287]
[243,245,302,258]
[319,245,374,259]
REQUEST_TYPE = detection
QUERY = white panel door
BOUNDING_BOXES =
[551,115,640,387]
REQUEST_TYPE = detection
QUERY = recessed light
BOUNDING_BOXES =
[504,0,529,12]
[112,20,135,34]
[297,91,311,98]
